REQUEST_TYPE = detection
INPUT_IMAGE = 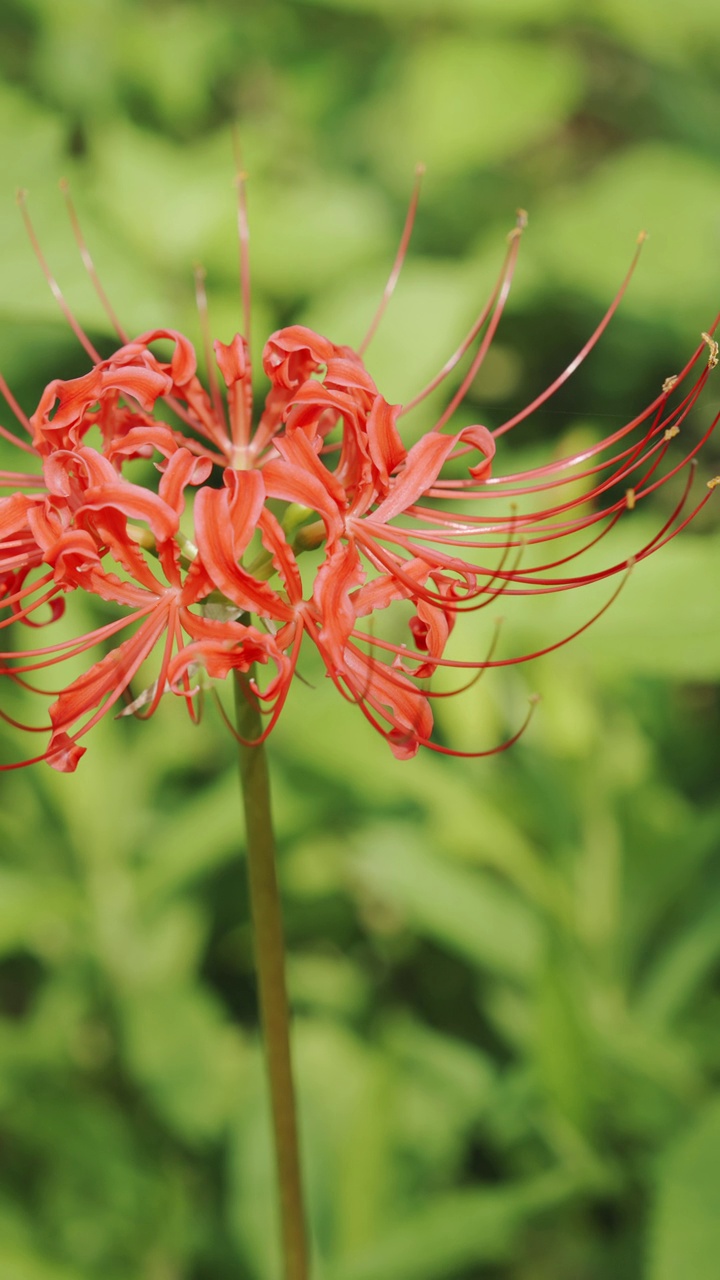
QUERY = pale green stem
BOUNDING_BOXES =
[233,669,309,1280]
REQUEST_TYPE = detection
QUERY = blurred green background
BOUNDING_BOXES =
[2,1,720,1277]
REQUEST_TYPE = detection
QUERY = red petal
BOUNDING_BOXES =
[366,396,405,488]
[194,472,295,621]
[313,542,365,661]
[263,326,334,389]
[45,731,86,773]
[264,433,346,541]
[373,426,495,522]
[214,334,250,387]
[158,448,213,515]
[48,601,173,740]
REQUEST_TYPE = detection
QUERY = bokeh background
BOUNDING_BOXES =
[2,1,720,1277]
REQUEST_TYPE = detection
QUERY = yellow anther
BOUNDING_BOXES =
[702,332,719,368]
[662,374,678,393]
[664,425,680,441]
[508,209,528,242]
[707,476,720,490]
[625,488,636,510]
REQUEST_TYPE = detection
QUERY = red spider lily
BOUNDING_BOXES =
[1,176,718,769]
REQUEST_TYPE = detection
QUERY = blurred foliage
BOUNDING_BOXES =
[2,0,720,1277]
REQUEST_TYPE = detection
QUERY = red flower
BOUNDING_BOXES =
[1,184,718,769]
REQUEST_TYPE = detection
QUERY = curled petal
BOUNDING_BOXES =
[373,426,495,523]
[352,557,430,617]
[45,528,102,588]
[459,425,497,481]
[168,625,288,690]
[0,493,38,539]
[257,508,304,605]
[47,600,174,753]
[340,645,433,755]
[264,433,346,542]
[366,396,405,490]
[45,731,86,773]
[406,595,454,679]
[129,329,198,388]
[32,364,172,451]
[325,351,378,400]
[214,334,253,451]
[313,542,366,662]
[214,334,250,387]
[194,471,295,621]
[180,556,215,606]
[158,447,213,515]
[195,467,265,561]
[263,325,335,389]
[26,500,70,557]
[81,480,179,543]
[284,381,366,439]
[105,423,182,466]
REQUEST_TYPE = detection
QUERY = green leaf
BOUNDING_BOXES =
[0,81,66,199]
[119,984,246,1142]
[351,827,540,982]
[0,870,78,961]
[299,0,573,17]
[524,146,720,328]
[0,1241,78,1280]
[23,0,122,117]
[599,0,720,67]
[329,1173,573,1280]
[364,36,583,182]
[86,121,237,279]
[137,771,245,901]
[381,1014,496,1180]
[247,175,392,297]
[648,1098,720,1280]
[636,894,720,1028]
[535,937,595,1133]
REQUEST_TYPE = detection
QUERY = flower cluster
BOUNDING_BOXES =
[1,190,718,770]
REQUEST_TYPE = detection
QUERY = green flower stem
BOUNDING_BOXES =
[233,669,309,1280]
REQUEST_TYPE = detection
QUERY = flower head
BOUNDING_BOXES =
[1,176,718,769]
